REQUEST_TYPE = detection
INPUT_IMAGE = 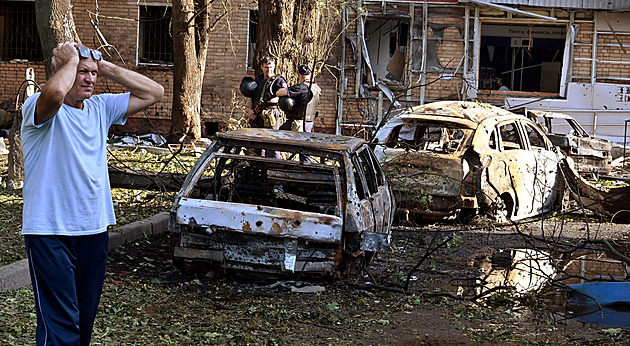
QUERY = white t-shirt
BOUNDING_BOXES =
[21,92,130,236]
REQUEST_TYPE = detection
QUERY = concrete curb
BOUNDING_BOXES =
[0,212,170,292]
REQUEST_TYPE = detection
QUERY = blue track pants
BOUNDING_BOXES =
[25,232,109,346]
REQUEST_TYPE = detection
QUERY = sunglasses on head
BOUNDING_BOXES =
[76,46,102,61]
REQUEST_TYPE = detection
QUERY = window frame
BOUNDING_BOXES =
[522,122,549,151]
[0,1,42,62]
[246,9,258,71]
[477,21,570,95]
[497,121,526,151]
[136,2,173,67]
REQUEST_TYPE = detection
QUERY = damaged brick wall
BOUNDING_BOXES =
[0,0,340,136]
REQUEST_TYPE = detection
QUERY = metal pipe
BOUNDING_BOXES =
[420,0,428,105]
[463,5,470,99]
[473,7,481,94]
[468,0,557,22]
[625,119,629,168]
[336,3,347,135]
[406,2,414,100]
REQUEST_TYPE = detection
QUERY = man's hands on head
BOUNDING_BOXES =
[38,41,164,121]
[51,42,80,73]
[36,42,86,124]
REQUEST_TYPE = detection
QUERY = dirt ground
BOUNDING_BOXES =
[101,208,630,345]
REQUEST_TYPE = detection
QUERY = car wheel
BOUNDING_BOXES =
[173,257,216,278]
[339,251,374,277]
[456,208,476,224]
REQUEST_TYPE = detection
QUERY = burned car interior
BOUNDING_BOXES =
[383,122,472,154]
[191,151,342,216]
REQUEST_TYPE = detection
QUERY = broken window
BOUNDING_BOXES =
[353,160,367,200]
[364,19,408,85]
[548,117,589,137]
[138,4,173,65]
[357,148,380,195]
[499,123,524,150]
[480,24,566,93]
[247,10,258,71]
[489,130,498,150]
[188,144,342,216]
[384,123,471,154]
[523,123,547,150]
[0,1,42,62]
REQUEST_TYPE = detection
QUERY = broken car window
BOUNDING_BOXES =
[186,144,343,216]
[352,156,369,200]
[385,123,470,153]
[499,123,524,150]
[489,130,497,150]
[524,123,547,150]
[357,147,379,195]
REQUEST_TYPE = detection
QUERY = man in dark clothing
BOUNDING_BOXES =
[248,56,288,130]
[276,64,321,132]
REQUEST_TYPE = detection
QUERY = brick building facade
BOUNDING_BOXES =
[338,1,630,142]
[1,1,629,141]
[0,0,341,137]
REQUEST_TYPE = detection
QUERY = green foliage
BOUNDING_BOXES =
[392,270,405,281]
[446,232,462,248]
[454,304,496,321]
[482,291,515,308]
[0,187,25,266]
[412,194,433,211]
[466,327,516,343]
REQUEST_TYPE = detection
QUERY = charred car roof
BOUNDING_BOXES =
[217,128,366,153]
[395,101,517,128]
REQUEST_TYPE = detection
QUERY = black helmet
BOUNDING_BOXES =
[278,96,295,112]
[240,76,257,98]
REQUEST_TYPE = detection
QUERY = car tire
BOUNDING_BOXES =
[456,208,477,224]
[339,251,374,278]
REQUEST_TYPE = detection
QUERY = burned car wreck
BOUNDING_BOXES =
[526,110,612,177]
[170,128,395,277]
[372,101,565,222]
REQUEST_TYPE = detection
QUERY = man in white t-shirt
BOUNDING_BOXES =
[21,41,163,345]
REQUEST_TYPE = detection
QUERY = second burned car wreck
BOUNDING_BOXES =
[372,101,566,222]
[169,129,395,277]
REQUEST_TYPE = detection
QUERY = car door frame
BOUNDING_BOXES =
[493,119,539,218]
[519,120,561,213]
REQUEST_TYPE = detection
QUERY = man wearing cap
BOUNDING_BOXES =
[276,64,321,133]
[249,56,288,130]
[21,41,164,345]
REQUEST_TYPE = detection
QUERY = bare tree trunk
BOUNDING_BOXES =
[35,0,81,78]
[256,0,328,84]
[257,0,296,78]
[169,0,211,144]
[6,0,80,190]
